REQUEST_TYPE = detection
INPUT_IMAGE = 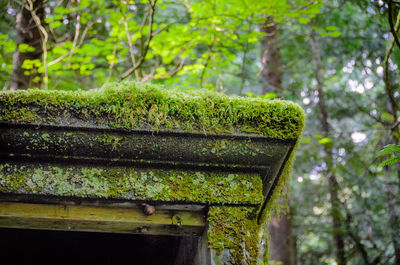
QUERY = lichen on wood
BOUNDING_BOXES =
[0,163,263,205]
[208,206,260,265]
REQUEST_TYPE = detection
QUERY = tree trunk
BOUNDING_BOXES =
[260,16,283,94]
[311,31,346,265]
[387,181,400,265]
[11,0,44,90]
[383,14,400,261]
[385,90,400,265]
[268,205,296,265]
[393,158,400,265]
[261,17,296,265]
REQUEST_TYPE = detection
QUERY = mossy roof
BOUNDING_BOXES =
[0,82,305,140]
[0,82,305,264]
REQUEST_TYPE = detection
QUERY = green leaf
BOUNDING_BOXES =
[51,21,62,29]
[298,17,311,24]
[378,144,400,167]
[328,31,342,37]
[318,137,331,144]
[261,93,277,100]
[379,157,400,167]
[106,54,117,65]
[313,134,323,139]
[325,25,338,31]
[381,112,395,123]
[378,144,400,157]
[18,44,35,53]
[21,59,41,69]
[246,91,255,97]
[32,76,41,83]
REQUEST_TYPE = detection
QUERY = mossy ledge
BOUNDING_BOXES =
[0,81,305,139]
[0,163,263,205]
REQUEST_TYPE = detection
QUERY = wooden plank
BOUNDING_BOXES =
[0,202,205,236]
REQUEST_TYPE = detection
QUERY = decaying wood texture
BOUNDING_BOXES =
[0,202,205,236]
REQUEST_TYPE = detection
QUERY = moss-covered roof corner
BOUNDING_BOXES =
[0,81,305,139]
[0,82,306,265]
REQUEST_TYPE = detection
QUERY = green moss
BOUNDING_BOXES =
[96,133,123,151]
[0,164,30,192]
[1,107,40,123]
[41,133,50,141]
[0,163,263,205]
[0,81,305,139]
[0,81,305,264]
[208,206,260,265]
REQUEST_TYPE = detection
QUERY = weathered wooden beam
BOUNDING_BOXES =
[0,202,205,236]
[0,123,294,174]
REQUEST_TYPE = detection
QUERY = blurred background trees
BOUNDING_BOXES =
[1,0,400,264]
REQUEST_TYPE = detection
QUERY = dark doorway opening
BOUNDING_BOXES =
[0,228,200,265]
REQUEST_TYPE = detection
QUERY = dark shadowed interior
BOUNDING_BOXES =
[0,228,200,265]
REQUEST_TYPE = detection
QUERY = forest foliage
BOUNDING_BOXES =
[1,0,400,264]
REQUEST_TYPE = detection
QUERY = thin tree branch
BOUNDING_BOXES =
[121,0,157,80]
[143,39,191,81]
[26,0,48,89]
[344,209,371,265]
[77,22,93,47]
[151,20,181,37]
[48,22,93,67]
[67,12,81,65]
[392,120,400,130]
[138,6,150,55]
[105,43,117,84]
[388,0,400,49]
[346,93,391,127]
[158,58,185,79]
[239,19,252,96]
[384,8,400,112]
[200,45,212,87]
[124,19,140,80]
